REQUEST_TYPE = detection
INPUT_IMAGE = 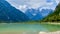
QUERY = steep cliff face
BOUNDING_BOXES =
[0,0,29,22]
[41,3,60,22]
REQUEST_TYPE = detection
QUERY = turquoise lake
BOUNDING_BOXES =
[0,23,60,32]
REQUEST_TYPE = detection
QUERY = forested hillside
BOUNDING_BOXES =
[41,3,60,22]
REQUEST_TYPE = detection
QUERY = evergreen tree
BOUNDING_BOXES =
[41,3,60,22]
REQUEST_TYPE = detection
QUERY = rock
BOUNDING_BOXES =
[39,31,60,34]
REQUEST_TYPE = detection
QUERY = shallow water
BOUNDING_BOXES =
[0,23,59,32]
[0,24,48,32]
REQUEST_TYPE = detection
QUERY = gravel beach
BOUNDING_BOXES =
[39,31,60,34]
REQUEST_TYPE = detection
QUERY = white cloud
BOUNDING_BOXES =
[6,0,60,13]
[18,5,28,13]
[55,0,60,4]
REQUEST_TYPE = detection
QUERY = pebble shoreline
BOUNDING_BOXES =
[39,31,60,34]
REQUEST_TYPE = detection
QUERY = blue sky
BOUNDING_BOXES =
[6,0,60,13]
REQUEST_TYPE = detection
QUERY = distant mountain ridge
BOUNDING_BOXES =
[25,9,43,20]
[0,0,29,22]
[25,8,53,20]
[0,0,54,23]
[41,3,60,22]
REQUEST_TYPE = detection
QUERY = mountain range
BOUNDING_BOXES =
[0,0,29,22]
[25,8,53,20]
[41,3,60,22]
[0,0,55,23]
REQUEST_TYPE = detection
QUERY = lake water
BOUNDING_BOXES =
[0,23,59,34]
